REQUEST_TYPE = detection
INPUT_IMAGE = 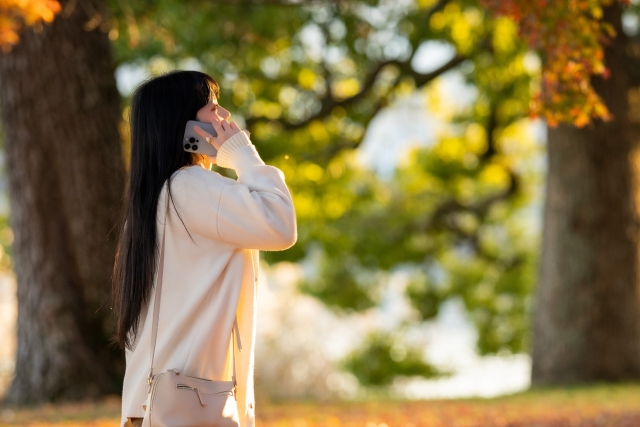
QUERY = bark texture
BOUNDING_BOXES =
[532,4,640,385]
[0,0,125,402]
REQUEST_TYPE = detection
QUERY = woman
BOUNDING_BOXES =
[112,70,297,427]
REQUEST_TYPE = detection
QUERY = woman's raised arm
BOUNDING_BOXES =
[213,131,297,250]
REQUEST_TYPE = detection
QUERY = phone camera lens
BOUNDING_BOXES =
[192,145,198,150]
[189,137,195,143]
[184,144,191,149]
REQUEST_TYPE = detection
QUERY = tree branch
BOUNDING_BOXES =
[480,102,498,161]
[416,169,519,248]
[247,54,466,131]
[413,100,519,260]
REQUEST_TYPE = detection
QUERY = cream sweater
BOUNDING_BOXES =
[120,131,297,427]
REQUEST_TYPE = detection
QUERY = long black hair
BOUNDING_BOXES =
[112,70,220,349]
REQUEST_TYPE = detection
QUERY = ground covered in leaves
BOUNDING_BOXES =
[1,385,639,427]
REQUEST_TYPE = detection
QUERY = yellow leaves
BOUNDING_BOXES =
[273,36,290,52]
[430,4,460,32]
[509,60,525,77]
[309,120,330,142]
[265,104,283,119]
[480,163,510,187]
[0,0,61,50]
[429,12,446,31]
[593,100,611,118]
[481,0,616,127]
[592,6,603,19]
[298,68,316,90]
[434,132,491,165]
[433,138,465,162]
[292,192,318,219]
[463,7,483,28]
[252,120,282,139]
[454,176,477,203]
[232,76,251,105]
[250,100,282,119]
[300,162,324,182]
[328,159,345,178]
[499,98,526,118]
[335,57,356,75]
[279,85,298,106]
[444,3,460,16]
[592,61,605,75]
[323,194,350,219]
[499,119,538,155]
[332,78,361,101]
[290,159,355,220]
[343,121,364,141]
[492,17,517,54]
[430,3,482,54]
[395,76,415,98]
[465,123,488,154]
[417,0,439,9]
[451,18,472,53]
[274,158,295,180]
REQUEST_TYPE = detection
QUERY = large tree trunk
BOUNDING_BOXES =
[0,0,125,402]
[532,4,640,385]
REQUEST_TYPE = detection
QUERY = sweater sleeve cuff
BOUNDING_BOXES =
[216,131,265,170]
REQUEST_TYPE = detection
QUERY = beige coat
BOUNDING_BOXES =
[120,131,297,427]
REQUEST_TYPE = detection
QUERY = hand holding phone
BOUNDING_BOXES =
[183,120,219,156]
[197,116,247,146]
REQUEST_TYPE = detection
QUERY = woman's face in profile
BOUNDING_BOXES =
[194,98,232,168]
[196,98,231,124]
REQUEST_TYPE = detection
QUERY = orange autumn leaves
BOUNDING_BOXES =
[256,400,640,427]
[5,386,640,427]
[0,0,60,52]
[0,0,631,129]
[481,0,627,127]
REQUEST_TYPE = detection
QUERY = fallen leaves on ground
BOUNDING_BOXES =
[1,385,639,427]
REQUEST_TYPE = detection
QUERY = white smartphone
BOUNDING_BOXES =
[183,120,218,156]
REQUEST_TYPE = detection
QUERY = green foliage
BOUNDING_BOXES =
[342,331,445,386]
[300,250,379,312]
[107,0,544,382]
[406,245,537,354]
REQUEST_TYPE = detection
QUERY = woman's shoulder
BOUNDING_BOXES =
[169,165,236,193]
[160,166,234,219]
[161,165,240,240]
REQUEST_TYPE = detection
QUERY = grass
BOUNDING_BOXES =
[1,384,639,427]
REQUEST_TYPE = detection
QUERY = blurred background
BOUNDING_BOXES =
[1,0,640,426]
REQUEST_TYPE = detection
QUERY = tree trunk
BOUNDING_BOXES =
[532,4,640,385]
[0,0,125,402]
